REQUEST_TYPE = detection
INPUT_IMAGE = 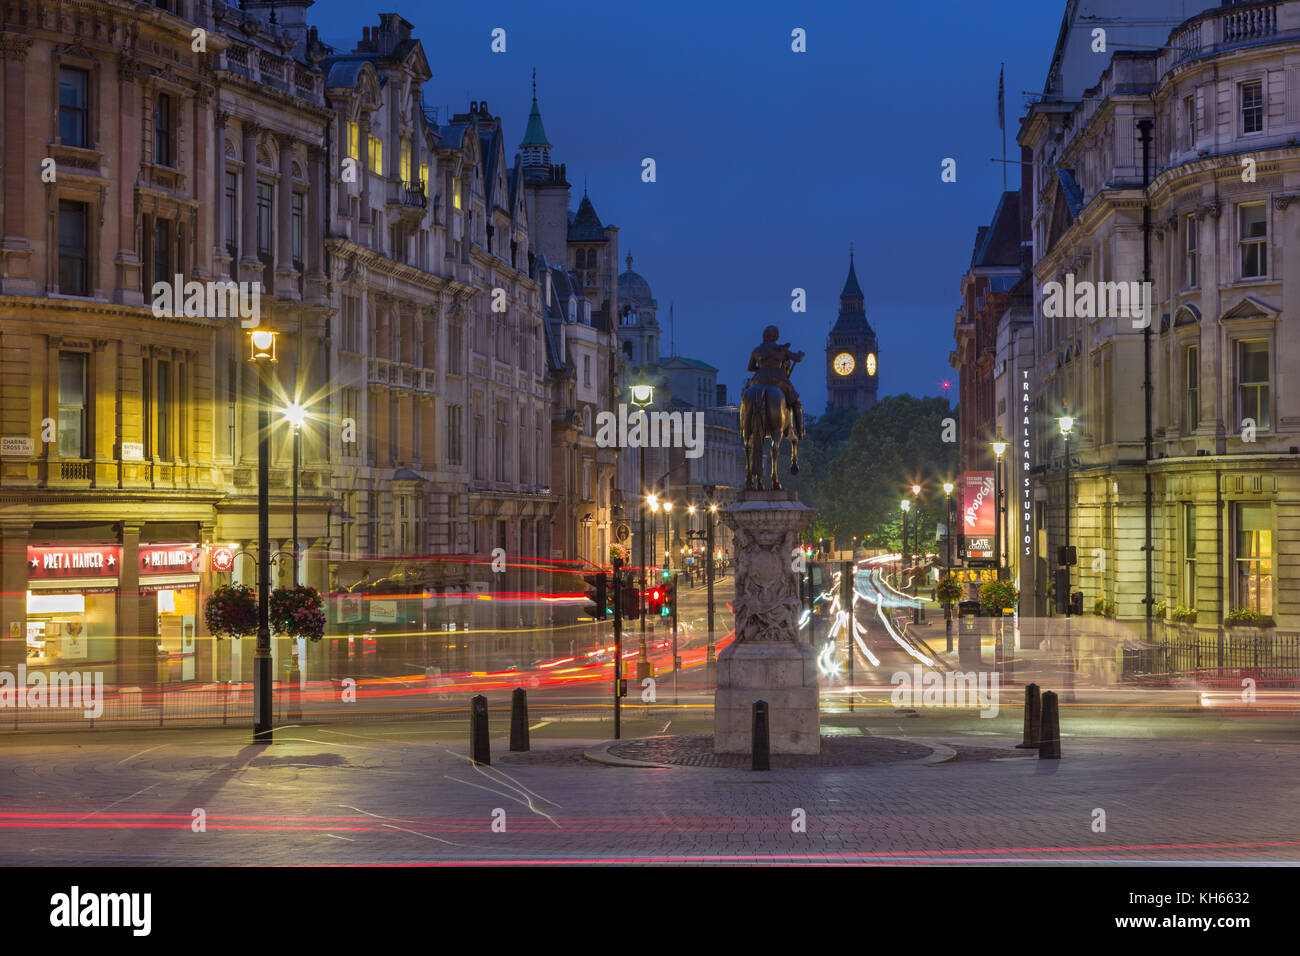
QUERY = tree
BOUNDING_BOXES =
[791,395,957,548]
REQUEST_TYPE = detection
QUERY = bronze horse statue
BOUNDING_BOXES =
[740,362,800,491]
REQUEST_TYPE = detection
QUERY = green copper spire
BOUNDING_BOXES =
[520,67,551,148]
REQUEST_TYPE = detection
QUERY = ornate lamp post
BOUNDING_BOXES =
[249,325,277,743]
[943,480,955,653]
[991,433,1008,582]
[663,500,674,572]
[631,382,655,666]
[1060,414,1075,702]
[911,483,922,624]
[284,402,308,583]
[900,498,911,586]
[706,494,718,677]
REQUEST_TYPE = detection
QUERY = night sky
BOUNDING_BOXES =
[308,0,1064,414]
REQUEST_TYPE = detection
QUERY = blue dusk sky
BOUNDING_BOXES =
[307,0,1066,414]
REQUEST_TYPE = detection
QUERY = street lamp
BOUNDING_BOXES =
[248,325,277,743]
[991,433,1008,582]
[663,500,673,572]
[911,483,922,624]
[705,490,718,676]
[633,380,656,664]
[900,498,911,582]
[1059,414,1076,701]
[943,480,955,653]
[284,401,308,584]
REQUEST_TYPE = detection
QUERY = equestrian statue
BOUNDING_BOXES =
[740,325,805,491]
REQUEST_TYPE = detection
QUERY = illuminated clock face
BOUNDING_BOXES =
[833,352,855,376]
[866,353,877,376]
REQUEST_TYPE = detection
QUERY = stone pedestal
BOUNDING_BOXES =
[713,491,820,755]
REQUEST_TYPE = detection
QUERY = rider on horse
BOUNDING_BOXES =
[746,325,805,439]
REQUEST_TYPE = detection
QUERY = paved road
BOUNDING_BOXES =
[3,716,1299,865]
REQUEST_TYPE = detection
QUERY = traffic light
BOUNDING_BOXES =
[1070,591,1084,616]
[1057,545,1077,566]
[620,581,641,618]
[582,572,608,620]
[660,579,675,619]
[647,585,663,616]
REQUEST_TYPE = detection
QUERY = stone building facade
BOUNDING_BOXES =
[1017,0,1300,639]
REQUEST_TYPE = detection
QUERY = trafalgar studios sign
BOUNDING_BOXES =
[959,472,995,563]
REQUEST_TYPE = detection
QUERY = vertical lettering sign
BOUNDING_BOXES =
[1022,371,1033,565]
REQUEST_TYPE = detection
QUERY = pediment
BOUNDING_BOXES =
[1173,304,1201,327]
[1221,296,1279,322]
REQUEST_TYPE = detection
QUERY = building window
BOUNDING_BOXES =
[452,176,462,210]
[57,353,88,458]
[447,404,463,466]
[224,172,238,252]
[1181,503,1197,607]
[156,360,170,460]
[152,218,171,288]
[400,138,411,183]
[1185,344,1199,433]
[154,93,172,166]
[448,324,463,374]
[1183,95,1195,150]
[495,408,508,481]
[1184,214,1197,289]
[290,191,303,263]
[256,182,272,254]
[347,121,359,162]
[419,162,429,190]
[58,200,89,296]
[1237,339,1270,430]
[368,136,383,175]
[1241,80,1263,135]
[59,68,89,148]
[1239,203,1267,278]
[1234,503,1272,615]
[368,492,380,554]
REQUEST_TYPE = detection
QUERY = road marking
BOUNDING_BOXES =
[117,744,167,765]
[529,721,551,730]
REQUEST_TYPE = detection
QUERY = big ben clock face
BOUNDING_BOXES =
[833,352,855,376]
[866,353,877,376]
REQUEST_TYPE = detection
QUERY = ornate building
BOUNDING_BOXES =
[825,251,879,413]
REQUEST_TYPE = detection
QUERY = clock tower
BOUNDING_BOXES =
[825,249,878,413]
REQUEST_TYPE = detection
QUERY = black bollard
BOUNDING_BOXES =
[1038,690,1061,759]
[470,694,490,765]
[509,687,529,752]
[1016,683,1041,749]
[752,699,771,771]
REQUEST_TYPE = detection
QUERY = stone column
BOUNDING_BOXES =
[0,519,31,670]
[714,491,819,755]
[304,145,328,303]
[275,134,298,298]
[213,110,233,280]
[0,36,35,295]
[358,113,372,231]
[118,523,147,686]
[239,122,263,286]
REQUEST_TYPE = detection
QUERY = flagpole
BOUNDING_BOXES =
[1000,62,1007,192]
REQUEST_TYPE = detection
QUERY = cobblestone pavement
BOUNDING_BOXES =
[607,734,933,767]
[2,721,1299,865]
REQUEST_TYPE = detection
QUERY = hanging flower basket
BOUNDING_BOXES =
[204,584,258,640]
[979,579,1019,615]
[609,543,630,566]
[935,576,963,605]
[269,584,327,642]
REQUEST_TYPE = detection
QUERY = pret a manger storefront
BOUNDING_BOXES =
[24,541,205,686]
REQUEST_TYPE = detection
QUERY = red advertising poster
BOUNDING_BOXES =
[27,545,121,579]
[960,472,995,560]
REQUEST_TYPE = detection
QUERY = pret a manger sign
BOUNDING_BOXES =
[27,546,120,578]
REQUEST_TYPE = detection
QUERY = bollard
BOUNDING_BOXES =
[1038,690,1061,759]
[1016,683,1041,749]
[470,694,490,765]
[752,699,771,771]
[509,687,529,752]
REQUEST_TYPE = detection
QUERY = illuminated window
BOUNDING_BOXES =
[1234,503,1272,614]
[368,136,383,175]
[418,162,429,188]
[347,121,359,161]
[400,139,411,183]
[452,176,462,210]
